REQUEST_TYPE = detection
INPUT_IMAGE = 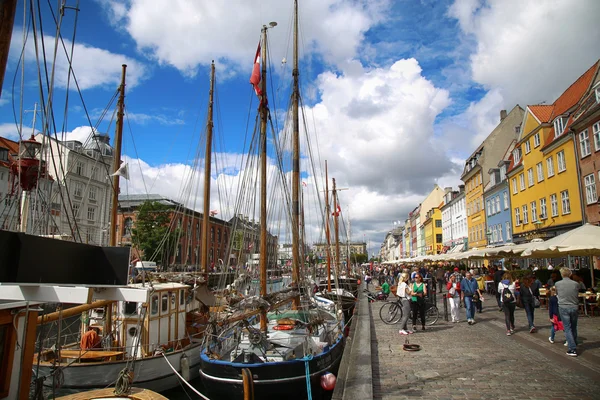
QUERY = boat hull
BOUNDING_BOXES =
[199,335,345,399]
[38,344,202,394]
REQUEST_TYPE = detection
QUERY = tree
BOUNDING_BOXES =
[353,253,368,264]
[131,201,176,265]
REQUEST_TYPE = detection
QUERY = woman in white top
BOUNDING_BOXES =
[397,272,413,335]
[446,274,461,323]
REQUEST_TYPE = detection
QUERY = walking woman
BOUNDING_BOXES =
[397,272,413,335]
[498,272,517,336]
[446,274,461,323]
[411,273,428,331]
[520,275,537,333]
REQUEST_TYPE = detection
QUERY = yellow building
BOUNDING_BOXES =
[461,106,524,249]
[507,62,599,243]
[423,207,442,255]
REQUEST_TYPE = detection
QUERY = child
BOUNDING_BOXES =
[548,286,564,344]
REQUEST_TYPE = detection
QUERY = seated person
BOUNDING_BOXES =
[381,280,390,296]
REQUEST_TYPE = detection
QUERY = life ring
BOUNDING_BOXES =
[273,324,295,331]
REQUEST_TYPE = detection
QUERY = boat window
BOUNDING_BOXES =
[123,302,137,315]
[128,327,138,337]
[151,295,159,315]
[171,293,176,307]
[179,290,185,306]
[161,294,168,313]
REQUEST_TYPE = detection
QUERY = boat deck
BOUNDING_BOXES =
[56,388,168,400]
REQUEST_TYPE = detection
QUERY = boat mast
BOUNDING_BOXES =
[324,161,332,292]
[259,25,269,332]
[291,0,301,309]
[332,178,341,277]
[201,61,216,280]
[109,64,127,246]
[0,0,17,100]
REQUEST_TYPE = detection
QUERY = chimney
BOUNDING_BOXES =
[444,187,452,193]
[459,184,465,192]
[500,109,507,121]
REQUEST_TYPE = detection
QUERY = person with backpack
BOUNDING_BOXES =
[520,275,538,333]
[498,272,517,336]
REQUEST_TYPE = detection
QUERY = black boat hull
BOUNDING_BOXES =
[199,334,345,399]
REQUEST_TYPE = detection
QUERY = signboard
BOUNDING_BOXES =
[0,230,130,286]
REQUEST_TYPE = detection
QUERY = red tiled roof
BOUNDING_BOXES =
[550,60,600,120]
[506,152,518,175]
[0,137,19,168]
[528,105,553,123]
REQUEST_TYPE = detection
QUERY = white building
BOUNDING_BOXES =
[38,132,114,245]
[440,185,467,252]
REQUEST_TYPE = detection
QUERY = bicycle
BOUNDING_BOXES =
[379,297,439,326]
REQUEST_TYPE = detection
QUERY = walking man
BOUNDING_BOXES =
[461,271,482,325]
[555,267,580,356]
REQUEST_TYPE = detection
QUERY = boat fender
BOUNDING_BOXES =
[180,353,190,381]
[273,324,295,331]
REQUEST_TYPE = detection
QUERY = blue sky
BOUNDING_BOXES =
[1,0,599,256]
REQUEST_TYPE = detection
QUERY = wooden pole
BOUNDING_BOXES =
[290,0,301,309]
[201,62,215,280]
[109,65,127,246]
[259,26,268,332]
[333,178,341,277]
[37,300,114,325]
[324,161,332,292]
[0,0,17,99]
[242,368,254,400]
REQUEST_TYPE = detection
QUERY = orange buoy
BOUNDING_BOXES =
[273,324,295,331]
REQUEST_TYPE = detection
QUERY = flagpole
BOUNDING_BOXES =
[109,64,126,247]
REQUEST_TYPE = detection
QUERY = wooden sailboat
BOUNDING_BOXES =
[32,63,221,394]
[198,2,345,398]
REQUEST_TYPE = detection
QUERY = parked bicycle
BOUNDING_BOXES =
[379,296,439,325]
[364,288,388,302]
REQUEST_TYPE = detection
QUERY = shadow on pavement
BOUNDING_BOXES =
[370,302,382,400]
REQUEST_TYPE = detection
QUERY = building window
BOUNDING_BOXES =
[554,116,566,137]
[486,200,491,216]
[436,233,442,243]
[531,201,537,222]
[536,162,544,182]
[557,150,566,173]
[500,165,506,181]
[596,85,600,103]
[503,192,508,209]
[580,129,591,157]
[513,148,521,164]
[547,157,555,177]
[522,205,528,224]
[89,186,97,201]
[584,174,598,204]
[594,122,600,151]
[511,179,517,194]
[123,217,133,236]
[76,161,85,176]
[533,132,540,147]
[72,203,80,219]
[435,219,442,228]
[514,208,521,226]
[74,182,83,198]
[525,140,531,154]
[540,197,547,219]
[87,207,96,222]
[527,168,534,187]
[495,196,500,213]
[505,221,511,241]
[550,194,558,217]
[561,190,571,214]
[519,173,525,191]
[498,224,503,242]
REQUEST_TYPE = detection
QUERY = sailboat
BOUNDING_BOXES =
[198,2,345,398]
[30,63,220,393]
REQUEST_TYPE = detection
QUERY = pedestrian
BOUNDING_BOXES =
[397,273,413,335]
[411,273,427,331]
[460,271,482,325]
[547,271,560,288]
[447,274,461,323]
[498,272,517,336]
[436,267,445,293]
[493,267,504,311]
[520,275,537,333]
[547,286,564,344]
[555,267,580,357]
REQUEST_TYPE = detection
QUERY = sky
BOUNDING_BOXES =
[1,0,600,257]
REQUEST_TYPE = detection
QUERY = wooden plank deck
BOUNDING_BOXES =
[56,387,168,400]
[58,349,125,359]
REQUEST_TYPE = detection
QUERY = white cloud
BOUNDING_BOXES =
[99,0,388,76]
[0,123,20,140]
[10,33,148,90]
[0,91,10,107]
[125,112,185,126]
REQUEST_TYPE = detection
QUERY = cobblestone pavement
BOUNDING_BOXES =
[371,290,600,400]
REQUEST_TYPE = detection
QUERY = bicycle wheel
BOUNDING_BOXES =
[425,305,439,325]
[379,301,402,325]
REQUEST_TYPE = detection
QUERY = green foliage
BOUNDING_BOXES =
[232,230,244,251]
[352,253,368,264]
[131,201,175,264]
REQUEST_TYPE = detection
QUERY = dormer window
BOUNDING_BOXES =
[554,116,567,137]
[500,165,507,181]
[595,84,600,104]
[490,173,496,186]
[512,148,521,164]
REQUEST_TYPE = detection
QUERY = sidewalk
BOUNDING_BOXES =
[371,291,600,400]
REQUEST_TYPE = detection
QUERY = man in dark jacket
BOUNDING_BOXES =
[494,267,505,311]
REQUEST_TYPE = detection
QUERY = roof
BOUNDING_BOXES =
[528,105,553,123]
[0,136,19,168]
[118,194,183,208]
[550,60,599,120]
